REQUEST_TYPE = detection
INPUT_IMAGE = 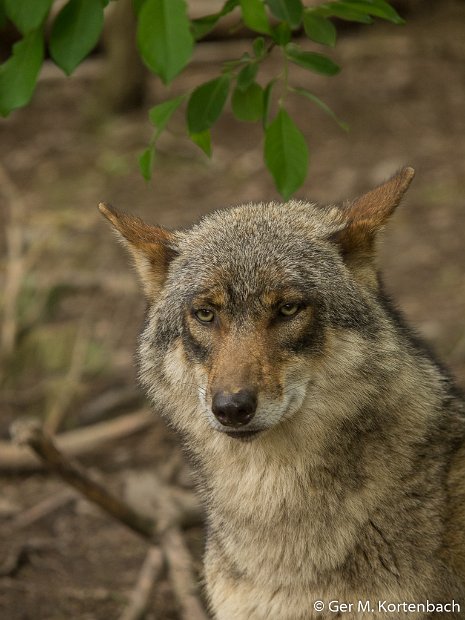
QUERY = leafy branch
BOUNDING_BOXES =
[0,0,405,198]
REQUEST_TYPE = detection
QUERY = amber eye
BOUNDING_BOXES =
[194,308,215,323]
[279,303,300,317]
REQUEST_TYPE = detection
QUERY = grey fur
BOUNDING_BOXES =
[100,175,465,619]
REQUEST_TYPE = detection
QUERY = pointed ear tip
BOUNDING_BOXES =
[400,166,415,182]
[98,202,119,224]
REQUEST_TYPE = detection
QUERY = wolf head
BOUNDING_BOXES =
[99,168,414,445]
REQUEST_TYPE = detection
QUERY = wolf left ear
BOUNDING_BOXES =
[331,167,415,281]
[98,202,178,298]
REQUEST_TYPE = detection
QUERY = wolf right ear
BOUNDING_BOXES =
[98,203,178,298]
[333,167,415,254]
[330,167,415,284]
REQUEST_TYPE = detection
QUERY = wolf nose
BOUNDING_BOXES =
[211,389,258,427]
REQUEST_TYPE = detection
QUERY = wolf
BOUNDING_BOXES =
[99,167,465,619]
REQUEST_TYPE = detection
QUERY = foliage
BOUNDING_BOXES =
[0,0,405,198]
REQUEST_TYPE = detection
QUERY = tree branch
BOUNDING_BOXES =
[119,546,164,620]
[11,419,155,541]
[0,409,154,471]
[10,419,209,620]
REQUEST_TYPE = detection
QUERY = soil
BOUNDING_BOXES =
[1,2,465,618]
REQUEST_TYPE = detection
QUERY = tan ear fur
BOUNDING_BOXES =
[98,202,177,297]
[331,167,415,286]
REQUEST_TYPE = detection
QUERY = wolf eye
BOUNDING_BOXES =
[279,303,300,317]
[194,308,215,323]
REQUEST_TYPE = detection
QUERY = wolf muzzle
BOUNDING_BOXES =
[211,388,258,428]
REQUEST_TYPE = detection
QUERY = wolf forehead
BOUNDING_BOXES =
[98,166,415,305]
[171,201,344,293]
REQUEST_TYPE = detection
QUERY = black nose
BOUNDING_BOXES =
[211,389,258,428]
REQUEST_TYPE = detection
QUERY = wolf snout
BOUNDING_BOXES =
[211,388,258,427]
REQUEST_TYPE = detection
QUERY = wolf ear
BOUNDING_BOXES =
[331,167,415,281]
[98,202,178,298]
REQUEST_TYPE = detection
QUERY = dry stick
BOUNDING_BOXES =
[7,489,77,532]
[10,419,155,540]
[119,546,164,620]
[0,409,154,471]
[0,162,26,359]
[44,317,93,434]
[162,527,207,620]
[10,420,209,620]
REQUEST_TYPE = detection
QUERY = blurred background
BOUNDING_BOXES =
[1,0,465,617]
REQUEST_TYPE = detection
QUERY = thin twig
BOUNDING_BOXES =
[0,163,26,359]
[0,409,154,471]
[10,419,156,541]
[10,420,209,620]
[6,489,76,532]
[119,546,164,620]
[44,317,93,434]
[162,528,207,620]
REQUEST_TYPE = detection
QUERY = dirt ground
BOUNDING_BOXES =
[1,2,465,618]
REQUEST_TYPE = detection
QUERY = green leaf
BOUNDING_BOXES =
[139,147,155,181]
[265,0,303,28]
[344,0,404,24]
[262,79,276,128]
[264,107,308,199]
[191,0,240,39]
[237,62,258,91]
[137,0,194,84]
[0,29,44,117]
[4,0,53,34]
[190,130,212,157]
[253,36,266,58]
[319,2,373,24]
[223,0,241,12]
[291,87,348,131]
[0,1,7,30]
[231,82,263,122]
[285,43,340,76]
[0,2,7,29]
[133,0,145,16]
[271,22,291,45]
[303,11,336,46]
[239,0,270,35]
[187,74,231,134]
[149,95,185,134]
[50,0,104,75]
[191,14,220,40]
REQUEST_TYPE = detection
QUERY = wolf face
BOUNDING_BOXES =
[99,168,414,444]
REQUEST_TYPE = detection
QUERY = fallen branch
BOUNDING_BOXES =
[11,419,155,540]
[6,489,76,532]
[10,420,209,620]
[44,316,93,434]
[162,527,207,620]
[119,546,164,620]
[0,409,154,471]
